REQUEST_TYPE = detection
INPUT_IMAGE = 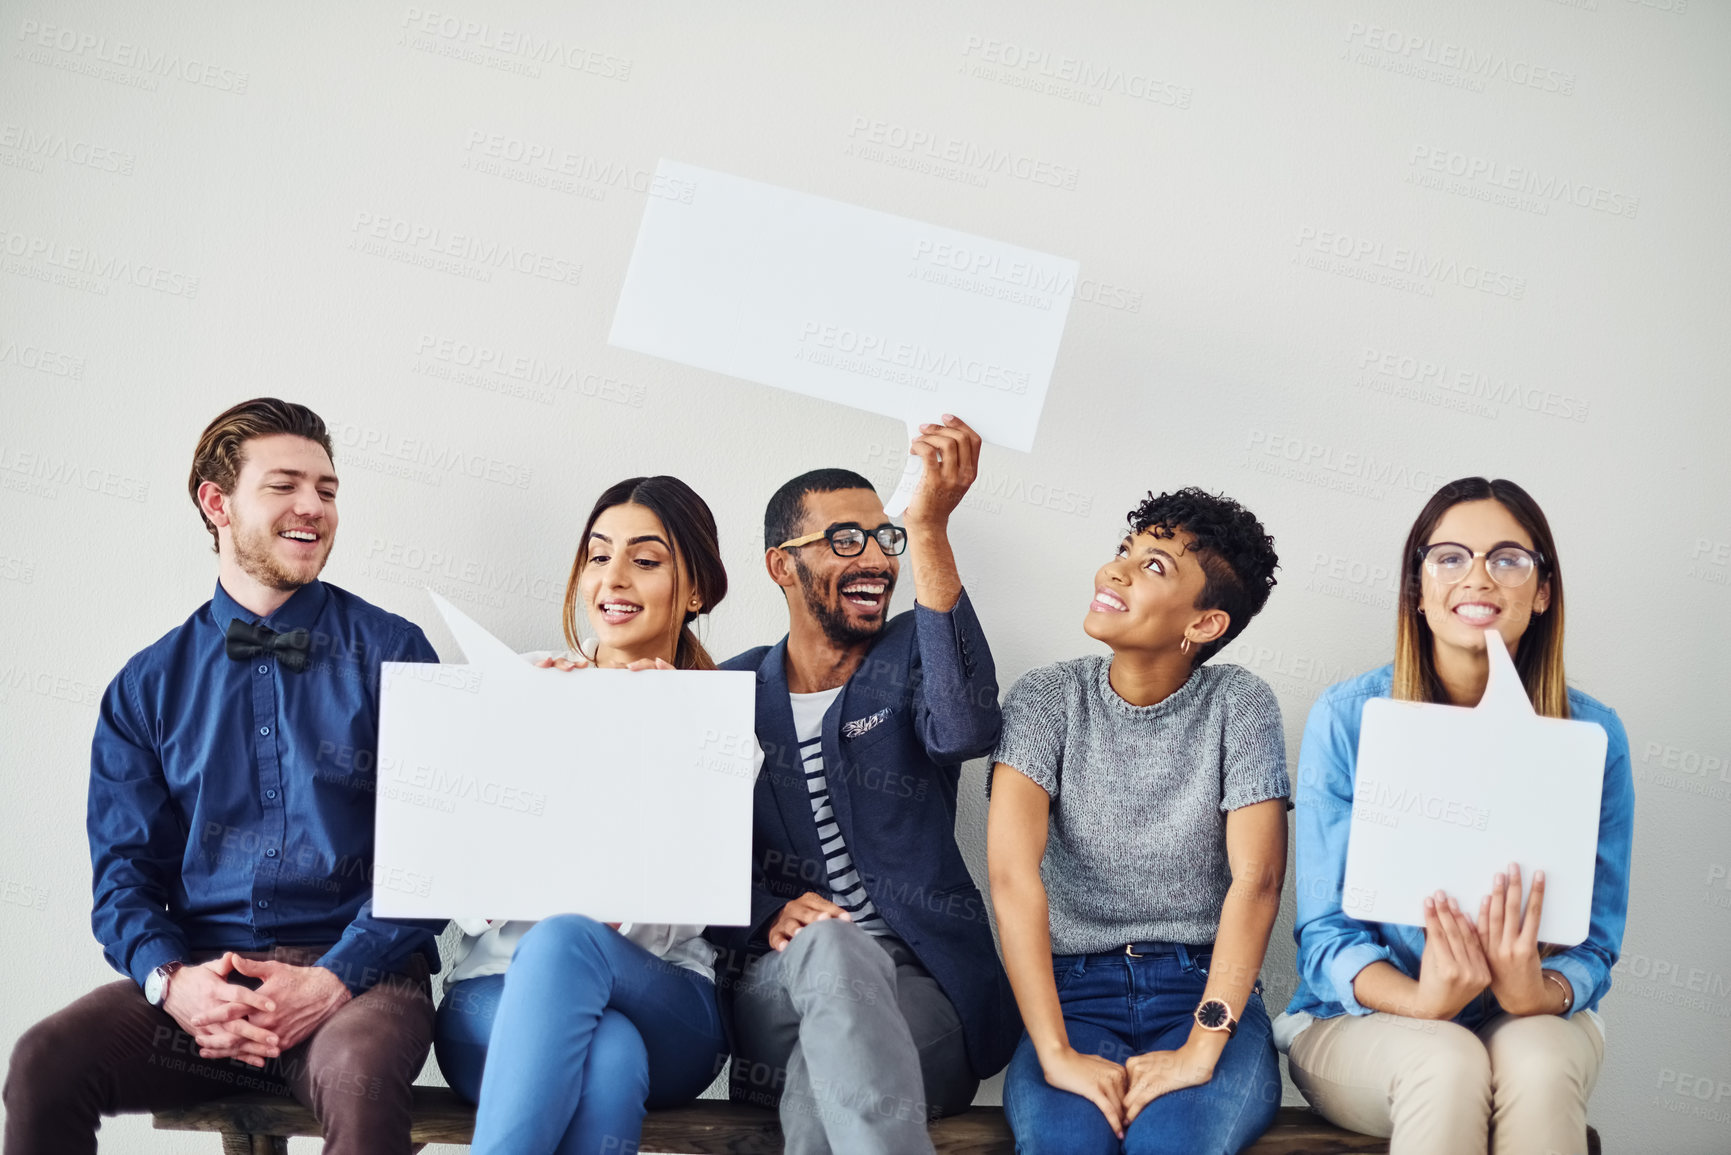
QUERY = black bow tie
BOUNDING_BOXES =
[225,619,311,673]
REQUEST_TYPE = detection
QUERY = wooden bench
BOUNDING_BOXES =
[153,1088,1601,1153]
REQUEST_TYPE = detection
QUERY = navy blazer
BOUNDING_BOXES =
[709,589,1020,1079]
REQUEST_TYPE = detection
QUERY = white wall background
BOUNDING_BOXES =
[3,2,1728,1151]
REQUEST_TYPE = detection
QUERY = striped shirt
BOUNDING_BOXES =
[790,689,889,936]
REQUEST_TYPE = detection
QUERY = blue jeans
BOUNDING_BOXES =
[434,915,728,1155]
[1004,944,1281,1155]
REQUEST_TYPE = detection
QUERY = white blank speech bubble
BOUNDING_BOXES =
[1343,629,1607,945]
[372,592,756,925]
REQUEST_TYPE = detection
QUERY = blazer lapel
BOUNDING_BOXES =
[755,639,828,878]
[819,678,853,838]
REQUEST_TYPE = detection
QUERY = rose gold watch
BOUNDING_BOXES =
[1194,997,1238,1037]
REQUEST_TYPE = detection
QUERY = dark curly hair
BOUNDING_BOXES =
[1125,487,1279,665]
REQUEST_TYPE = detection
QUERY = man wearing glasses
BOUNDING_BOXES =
[711,415,1017,1155]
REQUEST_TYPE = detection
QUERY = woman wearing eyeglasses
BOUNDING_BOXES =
[1278,477,1633,1155]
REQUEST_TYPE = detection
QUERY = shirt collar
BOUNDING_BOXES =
[211,578,330,635]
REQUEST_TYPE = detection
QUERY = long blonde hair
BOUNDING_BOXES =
[1392,478,1570,719]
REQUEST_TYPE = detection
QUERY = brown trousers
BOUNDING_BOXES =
[2,945,433,1155]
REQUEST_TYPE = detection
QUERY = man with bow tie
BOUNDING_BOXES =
[710,416,1019,1155]
[3,399,444,1155]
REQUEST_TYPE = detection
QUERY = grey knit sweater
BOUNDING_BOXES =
[991,655,1289,954]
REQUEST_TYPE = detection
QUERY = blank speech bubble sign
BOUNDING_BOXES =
[372,592,755,925]
[1343,629,1607,945]
[609,159,1077,459]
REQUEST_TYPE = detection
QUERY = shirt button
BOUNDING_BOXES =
[259,726,270,736]
[265,789,277,800]
[257,899,270,909]
[258,664,269,674]
[265,848,277,858]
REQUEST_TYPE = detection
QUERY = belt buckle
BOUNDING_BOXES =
[1124,943,1142,958]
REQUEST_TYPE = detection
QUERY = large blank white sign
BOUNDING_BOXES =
[610,159,1077,455]
[372,593,756,925]
[1343,630,1607,945]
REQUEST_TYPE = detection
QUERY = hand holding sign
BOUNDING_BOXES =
[1344,627,1607,945]
[894,415,982,522]
[1474,862,1554,1014]
[372,592,755,925]
[1416,891,1493,1020]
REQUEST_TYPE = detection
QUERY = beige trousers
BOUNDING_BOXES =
[1287,1010,1604,1155]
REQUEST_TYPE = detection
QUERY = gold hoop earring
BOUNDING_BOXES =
[1180,636,1192,656]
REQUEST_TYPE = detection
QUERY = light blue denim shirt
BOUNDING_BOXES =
[1282,665,1634,1034]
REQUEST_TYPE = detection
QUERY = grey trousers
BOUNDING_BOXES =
[729,919,979,1155]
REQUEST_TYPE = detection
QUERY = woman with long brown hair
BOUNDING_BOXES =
[1277,477,1634,1154]
[433,476,741,1155]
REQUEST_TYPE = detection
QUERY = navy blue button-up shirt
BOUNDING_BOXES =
[89,579,444,994]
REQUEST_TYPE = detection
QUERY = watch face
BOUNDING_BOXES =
[144,969,165,1005]
[1197,1000,1230,1029]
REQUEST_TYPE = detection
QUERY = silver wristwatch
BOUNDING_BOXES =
[144,961,184,1007]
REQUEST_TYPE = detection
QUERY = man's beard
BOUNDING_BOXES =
[231,510,330,592]
[793,554,894,648]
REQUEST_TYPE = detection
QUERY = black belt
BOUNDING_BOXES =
[1117,941,1211,959]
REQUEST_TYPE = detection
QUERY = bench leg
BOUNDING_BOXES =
[220,1133,287,1155]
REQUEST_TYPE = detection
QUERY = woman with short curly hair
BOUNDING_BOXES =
[987,488,1289,1154]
